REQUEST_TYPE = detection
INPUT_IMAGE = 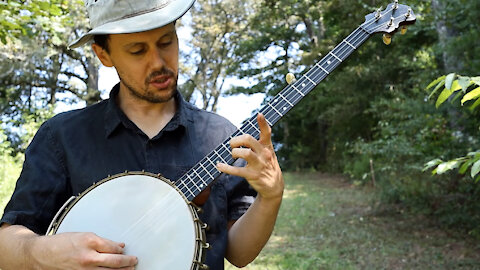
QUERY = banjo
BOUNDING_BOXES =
[47,2,416,269]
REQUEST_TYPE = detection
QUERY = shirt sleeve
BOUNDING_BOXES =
[0,121,71,235]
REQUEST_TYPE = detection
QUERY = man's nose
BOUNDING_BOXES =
[150,48,166,70]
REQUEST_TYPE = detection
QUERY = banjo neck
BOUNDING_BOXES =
[175,2,416,202]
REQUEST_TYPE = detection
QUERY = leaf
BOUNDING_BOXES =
[461,86,480,105]
[423,158,443,171]
[426,75,445,90]
[428,80,446,100]
[471,160,480,178]
[467,151,480,158]
[471,76,480,86]
[436,88,453,108]
[459,160,473,174]
[450,80,462,91]
[445,73,456,90]
[451,91,463,103]
[469,98,480,111]
[436,160,461,174]
[457,76,472,92]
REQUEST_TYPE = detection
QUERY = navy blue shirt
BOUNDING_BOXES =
[1,84,255,269]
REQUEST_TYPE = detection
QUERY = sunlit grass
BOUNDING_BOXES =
[226,172,480,269]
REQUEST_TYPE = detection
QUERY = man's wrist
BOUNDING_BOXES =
[24,234,43,269]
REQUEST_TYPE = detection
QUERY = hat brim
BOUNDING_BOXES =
[69,0,195,49]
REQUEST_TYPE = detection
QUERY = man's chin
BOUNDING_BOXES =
[143,87,176,103]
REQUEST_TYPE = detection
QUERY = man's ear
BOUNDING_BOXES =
[92,43,113,67]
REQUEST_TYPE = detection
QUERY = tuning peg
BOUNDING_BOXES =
[382,34,392,45]
[400,25,408,35]
[375,7,382,21]
[286,73,296,84]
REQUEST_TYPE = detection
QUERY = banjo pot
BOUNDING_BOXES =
[47,172,210,270]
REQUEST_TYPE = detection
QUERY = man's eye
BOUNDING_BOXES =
[131,49,145,55]
[159,40,172,47]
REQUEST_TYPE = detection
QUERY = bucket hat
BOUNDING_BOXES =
[69,0,195,48]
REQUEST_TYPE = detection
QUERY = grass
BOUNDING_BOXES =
[2,171,479,269]
[226,172,480,269]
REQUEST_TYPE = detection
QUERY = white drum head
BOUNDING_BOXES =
[55,174,197,269]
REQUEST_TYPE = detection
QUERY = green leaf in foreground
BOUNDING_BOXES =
[471,76,480,86]
[436,160,461,174]
[436,88,453,108]
[471,160,480,178]
[458,76,472,92]
[470,98,480,111]
[426,75,445,90]
[428,79,447,100]
[461,86,480,105]
[436,81,462,108]
[445,73,456,90]
[423,158,443,172]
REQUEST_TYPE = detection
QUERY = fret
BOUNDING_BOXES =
[267,102,283,117]
[304,75,316,85]
[205,155,218,169]
[247,119,260,133]
[291,84,305,96]
[198,162,213,182]
[183,174,196,197]
[330,52,342,62]
[264,117,273,126]
[316,62,330,75]
[344,39,356,49]
[213,149,226,164]
[278,92,294,107]
[221,143,231,155]
[190,170,203,191]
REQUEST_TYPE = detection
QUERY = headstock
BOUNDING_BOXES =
[362,1,416,45]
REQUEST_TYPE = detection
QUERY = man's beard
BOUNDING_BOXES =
[119,67,177,103]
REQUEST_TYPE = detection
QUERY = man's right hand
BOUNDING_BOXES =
[0,224,138,270]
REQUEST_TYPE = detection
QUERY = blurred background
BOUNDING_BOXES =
[1,0,479,268]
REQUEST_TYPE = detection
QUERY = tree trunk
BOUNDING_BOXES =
[85,57,101,105]
[431,0,462,72]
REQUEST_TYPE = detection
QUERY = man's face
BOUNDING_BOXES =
[94,23,179,103]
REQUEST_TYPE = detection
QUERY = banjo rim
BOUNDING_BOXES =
[47,171,210,270]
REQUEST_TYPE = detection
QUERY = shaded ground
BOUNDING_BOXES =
[226,172,480,269]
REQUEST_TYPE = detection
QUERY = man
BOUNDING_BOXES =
[0,0,284,269]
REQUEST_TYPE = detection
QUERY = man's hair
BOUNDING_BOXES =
[93,34,110,53]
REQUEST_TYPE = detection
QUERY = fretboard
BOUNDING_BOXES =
[176,25,371,202]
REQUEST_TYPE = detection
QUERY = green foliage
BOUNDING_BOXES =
[0,0,72,44]
[427,74,480,110]
[424,75,480,182]
[0,130,22,217]
[0,106,52,216]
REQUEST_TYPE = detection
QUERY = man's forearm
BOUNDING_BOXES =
[225,195,282,267]
[0,224,38,270]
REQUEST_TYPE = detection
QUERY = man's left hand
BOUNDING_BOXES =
[217,113,284,201]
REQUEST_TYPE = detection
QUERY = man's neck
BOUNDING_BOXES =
[117,84,177,139]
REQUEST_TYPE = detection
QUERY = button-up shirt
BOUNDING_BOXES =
[1,84,255,269]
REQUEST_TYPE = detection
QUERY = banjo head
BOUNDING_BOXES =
[50,172,207,269]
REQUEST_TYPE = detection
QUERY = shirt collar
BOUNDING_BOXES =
[104,83,191,138]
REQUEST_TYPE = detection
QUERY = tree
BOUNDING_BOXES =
[179,0,254,112]
[0,0,102,151]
